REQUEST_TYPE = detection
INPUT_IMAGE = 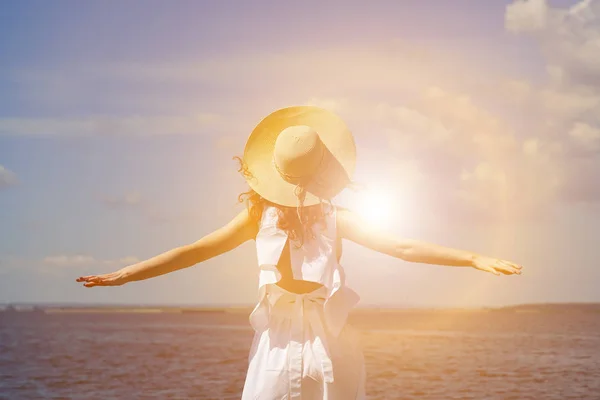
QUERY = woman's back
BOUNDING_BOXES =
[255,203,344,294]
[275,240,325,293]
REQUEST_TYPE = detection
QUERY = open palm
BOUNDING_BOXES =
[76,271,126,288]
[473,256,522,276]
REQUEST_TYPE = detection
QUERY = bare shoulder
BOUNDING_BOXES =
[185,208,258,258]
[224,208,259,240]
[195,208,257,246]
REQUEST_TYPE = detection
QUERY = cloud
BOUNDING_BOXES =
[4,23,599,215]
[234,9,600,215]
[505,0,552,33]
[506,0,600,87]
[503,0,600,142]
[0,114,223,136]
[7,42,506,123]
[309,83,569,223]
[485,78,599,136]
[0,165,18,189]
[500,0,600,205]
[569,122,600,152]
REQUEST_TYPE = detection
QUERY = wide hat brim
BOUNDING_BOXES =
[243,106,356,207]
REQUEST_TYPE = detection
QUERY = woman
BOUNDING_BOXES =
[77,106,522,399]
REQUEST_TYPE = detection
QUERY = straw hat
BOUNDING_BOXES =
[243,106,356,207]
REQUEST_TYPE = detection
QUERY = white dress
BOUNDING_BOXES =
[241,205,366,400]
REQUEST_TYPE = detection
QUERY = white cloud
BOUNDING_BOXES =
[505,0,551,33]
[0,165,18,189]
[502,0,600,205]
[3,20,598,217]
[494,78,600,119]
[539,88,600,119]
[374,103,453,147]
[569,122,600,151]
[506,0,600,86]
[307,88,565,222]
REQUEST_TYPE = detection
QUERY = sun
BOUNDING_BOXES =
[352,187,395,229]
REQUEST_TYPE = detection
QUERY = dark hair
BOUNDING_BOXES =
[234,156,330,246]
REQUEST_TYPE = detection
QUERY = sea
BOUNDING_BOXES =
[1,305,599,399]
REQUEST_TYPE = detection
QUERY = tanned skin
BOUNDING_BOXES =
[77,207,521,288]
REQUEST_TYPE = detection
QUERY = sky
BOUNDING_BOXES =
[1,0,599,308]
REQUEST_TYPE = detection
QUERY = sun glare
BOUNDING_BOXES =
[353,187,395,230]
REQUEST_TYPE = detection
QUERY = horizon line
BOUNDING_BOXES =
[2,301,600,310]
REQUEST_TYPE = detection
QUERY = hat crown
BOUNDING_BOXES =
[273,125,324,181]
[243,105,355,207]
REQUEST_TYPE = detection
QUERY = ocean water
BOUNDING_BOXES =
[1,308,599,399]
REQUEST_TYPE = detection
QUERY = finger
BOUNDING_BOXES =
[86,277,107,286]
[502,261,522,270]
[496,260,512,268]
[496,266,516,274]
[496,262,520,275]
[85,278,111,287]
[79,276,99,282]
[480,266,500,276]
[499,260,522,273]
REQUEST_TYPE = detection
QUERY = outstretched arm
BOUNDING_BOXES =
[337,208,522,276]
[77,209,257,287]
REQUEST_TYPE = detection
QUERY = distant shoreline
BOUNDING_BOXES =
[2,302,600,314]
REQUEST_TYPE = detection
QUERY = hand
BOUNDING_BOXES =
[76,270,128,287]
[472,256,522,276]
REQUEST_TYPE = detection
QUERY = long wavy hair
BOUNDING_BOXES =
[234,156,331,246]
